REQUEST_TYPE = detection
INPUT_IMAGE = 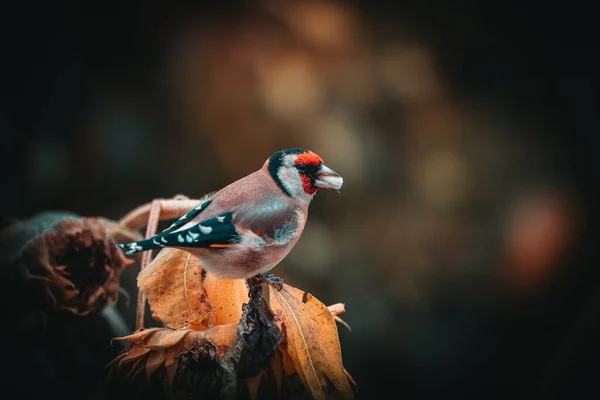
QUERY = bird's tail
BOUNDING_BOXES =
[116,237,163,255]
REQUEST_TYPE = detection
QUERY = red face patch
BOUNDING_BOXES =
[294,151,323,167]
[301,175,317,195]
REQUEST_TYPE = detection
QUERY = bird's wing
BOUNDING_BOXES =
[156,196,301,250]
[150,211,239,248]
[157,197,213,235]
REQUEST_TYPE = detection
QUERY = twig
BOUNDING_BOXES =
[135,199,162,331]
[327,303,346,316]
[328,303,351,331]
[119,196,200,232]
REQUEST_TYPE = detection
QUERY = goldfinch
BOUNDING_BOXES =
[117,148,343,286]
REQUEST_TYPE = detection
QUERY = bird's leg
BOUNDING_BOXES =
[256,273,284,291]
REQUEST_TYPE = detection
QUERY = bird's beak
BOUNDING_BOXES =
[314,164,343,190]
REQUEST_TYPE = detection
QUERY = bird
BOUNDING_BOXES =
[117,148,343,288]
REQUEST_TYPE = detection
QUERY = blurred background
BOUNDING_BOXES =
[1,0,598,399]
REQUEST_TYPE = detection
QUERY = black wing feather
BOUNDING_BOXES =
[117,211,239,255]
[158,199,212,235]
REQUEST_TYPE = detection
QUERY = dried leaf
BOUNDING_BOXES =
[278,343,297,376]
[202,323,239,356]
[203,273,249,326]
[220,282,283,398]
[138,248,213,330]
[267,345,298,397]
[113,327,163,343]
[344,368,357,389]
[269,284,354,400]
[228,283,283,379]
[146,349,166,380]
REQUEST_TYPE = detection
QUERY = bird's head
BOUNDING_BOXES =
[265,148,343,202]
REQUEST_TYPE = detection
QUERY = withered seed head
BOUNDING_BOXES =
[1,212,139,318]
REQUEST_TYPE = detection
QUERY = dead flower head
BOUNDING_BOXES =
[0,212,140,317]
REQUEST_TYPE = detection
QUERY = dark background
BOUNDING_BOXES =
[1,1,598,399]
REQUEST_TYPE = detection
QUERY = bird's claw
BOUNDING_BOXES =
[258,273,284,291]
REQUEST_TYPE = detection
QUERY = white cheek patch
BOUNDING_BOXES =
[277,167,302,197]
[276,154,315,203]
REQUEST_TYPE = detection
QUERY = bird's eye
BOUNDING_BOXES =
[297,164,307,173]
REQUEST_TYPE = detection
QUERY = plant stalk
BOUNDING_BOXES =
[135,199,162,331]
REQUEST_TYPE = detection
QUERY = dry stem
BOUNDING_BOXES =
[120,196,200,232]
[136,199,162,331]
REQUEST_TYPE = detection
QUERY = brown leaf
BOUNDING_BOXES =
[138,248,213,330]
[223,282,283,379]
[146,349,166,380]
[269,284,354,400]
[344,368,357,389]
[113,327,163,344]
[278,342,297,376]
[202,323,239,356]
[203,273,249,326]
[219,281,283,399]
[267,345,297,397]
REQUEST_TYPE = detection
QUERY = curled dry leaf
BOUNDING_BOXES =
[222,282,283,379]
[268,284,354,400]
[138,248,213,330]
[0,212,139,317]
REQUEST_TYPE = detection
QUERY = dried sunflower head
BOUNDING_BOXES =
[111,248,354,399]
[1,212,140,319]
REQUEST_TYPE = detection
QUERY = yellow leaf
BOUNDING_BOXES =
[203,273,249,326]
[113,327,162,343]
[202,323,239,351]
[146,349,166,380]
[138,248,213,329]
[269,284,354,400]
